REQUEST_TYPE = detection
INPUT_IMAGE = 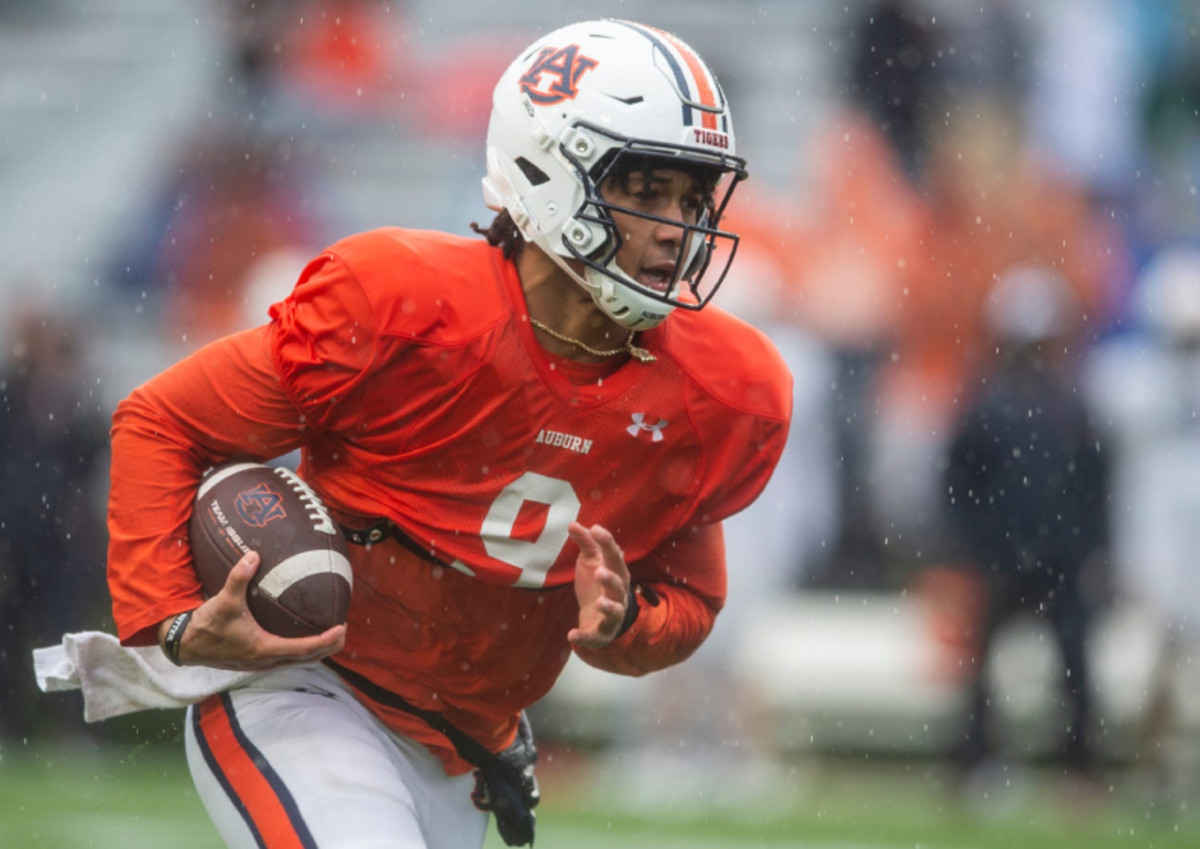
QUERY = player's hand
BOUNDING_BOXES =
[567,522,631,650]
[159,550,346,671]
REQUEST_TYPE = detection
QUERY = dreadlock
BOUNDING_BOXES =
[470,209,524,260]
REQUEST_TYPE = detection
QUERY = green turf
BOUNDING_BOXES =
[2,738,1197,848]
[1,740,211,849]
[512,756,1200,849]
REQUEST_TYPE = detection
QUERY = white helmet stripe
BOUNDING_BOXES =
[610,20,723,130]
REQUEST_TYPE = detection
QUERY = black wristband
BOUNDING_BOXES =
[614,584,640,640]
[162,610,195,667]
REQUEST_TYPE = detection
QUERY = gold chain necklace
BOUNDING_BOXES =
[530,317,656,363]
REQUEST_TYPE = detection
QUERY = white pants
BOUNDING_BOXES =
[184,663,488,848]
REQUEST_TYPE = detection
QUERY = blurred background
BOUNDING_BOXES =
[5,0,1200,845]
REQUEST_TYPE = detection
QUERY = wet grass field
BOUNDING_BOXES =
[2,737,1197,849]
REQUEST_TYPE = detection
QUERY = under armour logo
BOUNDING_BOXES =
[627,413,669,442]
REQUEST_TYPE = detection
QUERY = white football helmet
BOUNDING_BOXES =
[483,19,748,330]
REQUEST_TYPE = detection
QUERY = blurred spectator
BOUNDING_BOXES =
[217,0,521,141]
[832,6,1128,588]
[0,305,109,740]
[928,0,1030,105]
[1026,0,1147,205]
[788,109,930,353]
[845,0,1030,180]
[852,98,1126,574]
[900,97,1118,409]
[408,29,533,140]
[270,0,414,122]
[943,266,1110,787]
[204,0,416,130]
[108,127,324,352]
[785,108,932,587]
[846,0,935,177]
[1024,0,1149,330]
[1085,247,1200,803]
[1138,0,1200,247]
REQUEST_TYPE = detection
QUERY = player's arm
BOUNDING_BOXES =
[569,521,725,676]
[109,326,344,667]
[154,550,345,671]
[569,318,788,675]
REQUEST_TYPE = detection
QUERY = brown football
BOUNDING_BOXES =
[189,461,352,637]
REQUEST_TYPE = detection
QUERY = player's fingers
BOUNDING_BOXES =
[589,525,629,575]
[290,623,345,654]
[257,624,345,662]
[282,624,344,655]
[597,594,624,616]
[291,634,346,663]
[310,624,347,656]
[592,566,626,597]
[569,591,624,642]
[221,550,260,597]
[567,626,615,650]
[590,524,614,545]
[567,521,600,558]
[566,627,596,648]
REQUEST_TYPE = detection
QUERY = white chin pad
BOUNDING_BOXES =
[583,264,674,330]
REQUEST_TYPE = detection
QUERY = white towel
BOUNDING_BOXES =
[33,631,261,723]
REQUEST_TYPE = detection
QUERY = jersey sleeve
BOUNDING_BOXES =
[108,327,313,646]
[677,316,794,528]
[268,251,382,432]
[694,397,791,526]
[571,521,726,676]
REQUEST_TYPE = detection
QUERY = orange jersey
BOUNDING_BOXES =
[108,228,792,771]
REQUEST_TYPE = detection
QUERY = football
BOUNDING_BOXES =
[189,461,352,638]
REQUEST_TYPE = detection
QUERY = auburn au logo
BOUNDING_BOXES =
[519,44,598,105]
[235,483,287,528]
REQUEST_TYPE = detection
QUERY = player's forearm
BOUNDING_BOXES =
[107,386,213,645]
[107,329,311,646]
[571,581,720,676]
[571,520,726,675]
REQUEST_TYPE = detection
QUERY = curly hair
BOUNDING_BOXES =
[470,210,524,260]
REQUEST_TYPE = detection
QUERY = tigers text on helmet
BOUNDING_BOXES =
[482,19,748,331]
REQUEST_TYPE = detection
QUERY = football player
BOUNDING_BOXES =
[107,19,791,848]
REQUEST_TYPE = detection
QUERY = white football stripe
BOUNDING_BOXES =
[197,462,264,499]
[257,551,353,599]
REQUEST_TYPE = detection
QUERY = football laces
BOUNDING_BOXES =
[273,467,337,536]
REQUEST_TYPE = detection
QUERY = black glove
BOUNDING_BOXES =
[471,711,540,846]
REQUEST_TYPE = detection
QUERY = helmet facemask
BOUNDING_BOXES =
[556,124,746,327]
